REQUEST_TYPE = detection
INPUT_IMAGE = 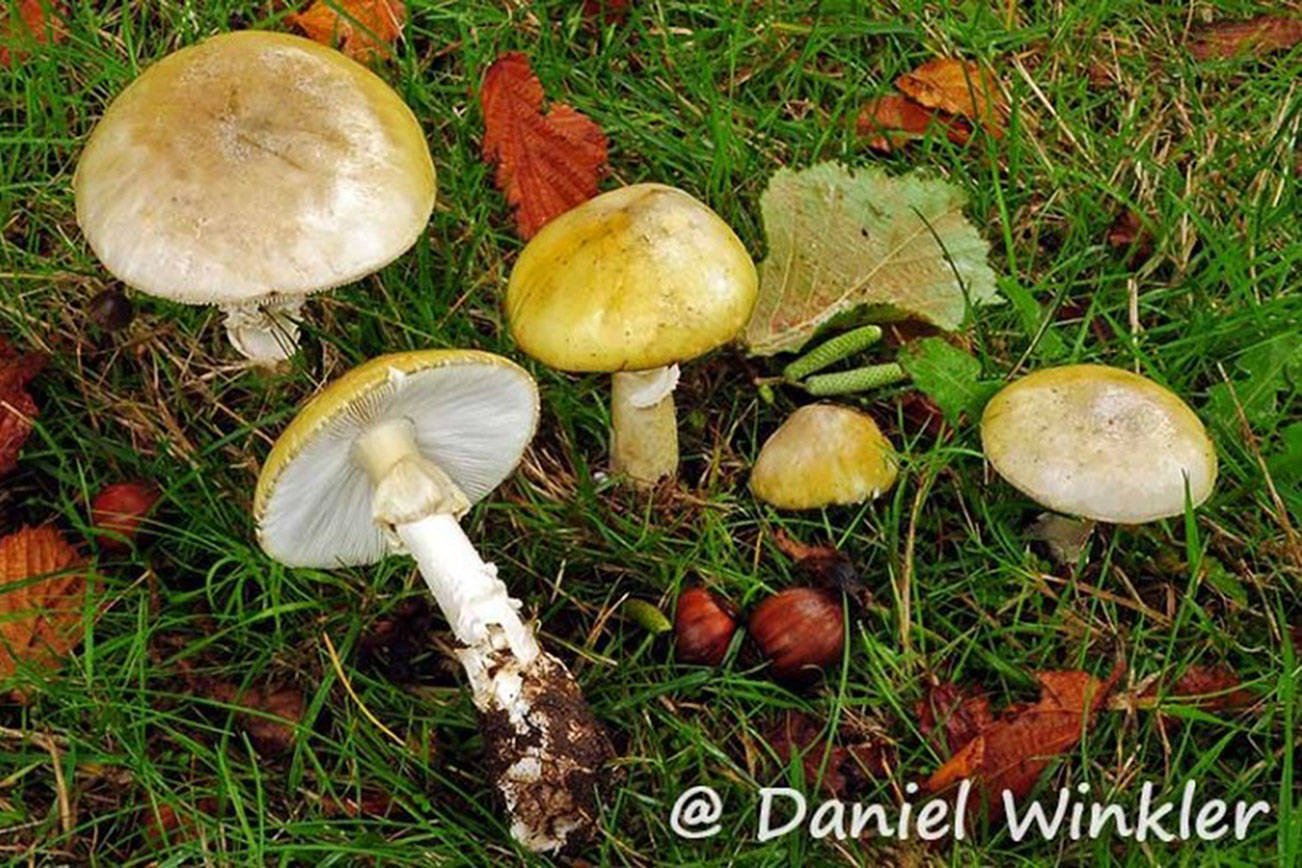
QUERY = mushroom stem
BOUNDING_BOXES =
[611,365,679,485]
[220,297,303,363]
[352,418,612,851]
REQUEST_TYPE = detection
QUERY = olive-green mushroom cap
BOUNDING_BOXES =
[750,404,898,510]
[980,364,1217,523]
[74,31,436,306]
[505,184,758,372]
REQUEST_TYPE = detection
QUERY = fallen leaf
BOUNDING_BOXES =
[896,58,1004,137]
[743,163,999,355]
[896,337,1000,424]
[480,52,609,239]
[141,798,218,849]
[772,529,870,609]
[0,526,86,687]
[1140,664,1254,714]
[581,0,633,23]
[206,681,305,754]
[926,664,1124,822]
[1189,16,1302,61]
[288,0,405,62]
[765,710,892,798]
[0,337,46,476]
[320,790,397,817]
[91,481,160,552]
[0,0,65,68]
[855,94,971,152]
[916,681,993,757]
[1106,209,1153,266]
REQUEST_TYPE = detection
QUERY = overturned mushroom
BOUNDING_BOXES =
[254,349,611,851]
[506,183,757,485]
[750,404,899,510]
[75,31,435,362]
[980,364,1217,523]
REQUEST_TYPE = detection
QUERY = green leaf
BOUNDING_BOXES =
[743,162,999,356]
[1206,335,1301,430]
[897,337,1000,423]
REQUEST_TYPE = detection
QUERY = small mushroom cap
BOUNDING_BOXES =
[980,364,1217,523]
[74,31,436,306]
[506,184,757,372]
[254,350,538,568]
[750,404,898,510]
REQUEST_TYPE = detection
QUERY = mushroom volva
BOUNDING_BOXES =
[254,349,611,852]
[75,31,435,362]
[506,183,757,485]
[980,364,1217,523]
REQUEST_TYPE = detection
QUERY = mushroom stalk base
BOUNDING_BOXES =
[355,418,612,852]
[611,366,679,486]
[221,297,304,363]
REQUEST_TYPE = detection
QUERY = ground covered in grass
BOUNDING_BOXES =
[2,1,1300,865]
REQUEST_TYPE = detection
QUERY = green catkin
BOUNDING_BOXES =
[621,599,672,634]
[782,325,884,381]
[803,362,908,396]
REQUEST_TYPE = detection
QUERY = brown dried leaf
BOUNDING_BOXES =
[896,58,1004,138]
[0,0,65,68]
[480,52,609,239]
[855,94,972,152]
[581,0,633,23]
[1141,664,1254,713]
[91,481,160,552]
[916,681,993,757]
[765,710,891,798]
[1106,209,1154,265]
[0,338,46,476]
[288,0,405,62]
[1189,16,1302,61]
[0,526,86,687]
[205,681,305,754]
[926,664,1124,821]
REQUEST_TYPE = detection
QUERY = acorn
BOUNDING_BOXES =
[674,587,739,666]
[749,587,844,682]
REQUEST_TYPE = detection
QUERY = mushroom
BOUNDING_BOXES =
[750,404,899,510]
[980,364,1217,523]
[506,183,757,485]
[74,31,435,362]
[254,349,611,851]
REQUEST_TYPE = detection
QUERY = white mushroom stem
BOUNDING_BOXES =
[352,419,537,663]
[611,363,680,486]
[220,297,304,363]
[351,418,611,852]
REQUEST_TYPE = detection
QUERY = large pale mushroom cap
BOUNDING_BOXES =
[75,31,436,306]
[750,404,898,510]
[980,365,1217,523]
[505,183,758,372]
[254,350,538,568]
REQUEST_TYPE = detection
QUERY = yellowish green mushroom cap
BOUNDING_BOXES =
[254,350,538,568]
[750,404,899,510]
[980,364,1217,523]
[505,183,758,372]
[74,31,435,307]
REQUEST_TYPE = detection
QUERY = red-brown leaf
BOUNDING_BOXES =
[206,681,305,754]
[766,710,891,798]
[288,0,405,62]
[480,52,609,239]
[91,482,160,552]
[925,664,1124,821]
[1143,664,1254,713]
[0,0,65,68]
[855,94,972,152]
[0,338,46,476]
[1189,16,1302,61]
[0,526,86,687]
[916,681,993,757]
[896,58,1004,138]
[581,0,633,23]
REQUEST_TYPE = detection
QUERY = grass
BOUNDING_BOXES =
[2,0,1300,864]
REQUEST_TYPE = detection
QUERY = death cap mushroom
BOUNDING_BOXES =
[750,403,899,510]
[254,349,612,853]
[980,365,1217,524]
[506,183,757,484]
[75,31,436,362]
